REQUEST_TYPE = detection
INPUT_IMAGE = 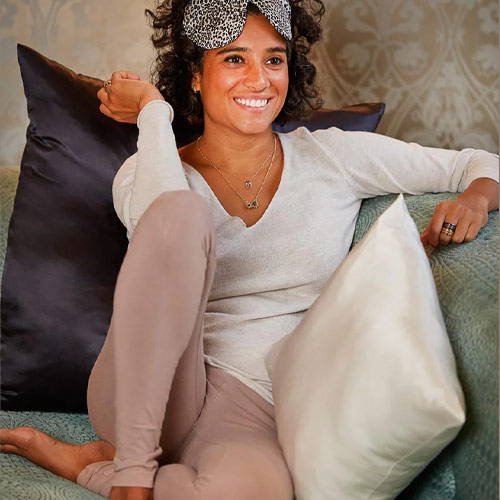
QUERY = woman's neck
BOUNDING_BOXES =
[195,126,277,176]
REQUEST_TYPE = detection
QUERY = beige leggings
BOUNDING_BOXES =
[76,190,294,499]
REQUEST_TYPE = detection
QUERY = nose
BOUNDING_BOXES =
[243,61,270,92]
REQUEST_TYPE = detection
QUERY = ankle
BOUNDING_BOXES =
[83,440,115,462]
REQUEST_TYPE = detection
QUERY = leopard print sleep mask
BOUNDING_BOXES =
[183,0,292,49]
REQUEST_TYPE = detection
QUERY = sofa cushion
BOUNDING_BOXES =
[0,46,136,412]
[0,191,496,499]
[0,44,385,412]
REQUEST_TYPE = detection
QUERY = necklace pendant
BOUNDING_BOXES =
[244,180,252,189]
[247,199,259,209]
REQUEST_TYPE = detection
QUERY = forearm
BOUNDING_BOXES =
[101,76,191,236]
[330,130,498,198]
[128,99,190,231]
[458,177,499,212]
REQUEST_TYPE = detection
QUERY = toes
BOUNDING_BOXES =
[0,427,32,454]
[0,426,37,451]
[0,427,17,444]
[0,443,19,454]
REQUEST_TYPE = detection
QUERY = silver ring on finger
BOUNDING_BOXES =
[103,80,112,92]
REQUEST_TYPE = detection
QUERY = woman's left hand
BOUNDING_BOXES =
[420,191,489,247]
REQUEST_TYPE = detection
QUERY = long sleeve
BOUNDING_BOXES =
[312,128,499,200]
[112,99,190,240]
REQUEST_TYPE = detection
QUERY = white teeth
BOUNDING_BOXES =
[235,98,269,108]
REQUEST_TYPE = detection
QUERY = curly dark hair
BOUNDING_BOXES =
[145,0,325,135]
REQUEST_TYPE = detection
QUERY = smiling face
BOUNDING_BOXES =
[192,13,289,137]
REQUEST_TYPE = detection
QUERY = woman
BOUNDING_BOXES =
[1,1,498,499]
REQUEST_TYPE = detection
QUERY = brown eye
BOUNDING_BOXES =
[266,56,284,66]
[225,55,244,64]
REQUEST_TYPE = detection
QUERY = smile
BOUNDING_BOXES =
[234,97,271,110]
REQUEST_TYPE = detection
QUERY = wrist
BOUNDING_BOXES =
[138,89,164,111]
[457,191,489,214]
[137,99,175,126]
[458,178,497,212]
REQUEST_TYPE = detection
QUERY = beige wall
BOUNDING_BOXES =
[314,0,499,152]
[1,0,154,165]
[1,0,498,165]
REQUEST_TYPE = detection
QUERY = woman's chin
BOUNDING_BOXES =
[204,112,277,137]
[231,118,275,136]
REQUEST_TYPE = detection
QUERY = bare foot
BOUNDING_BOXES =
[0,426,115,482]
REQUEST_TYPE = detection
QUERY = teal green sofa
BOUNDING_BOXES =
[0,165,498,499]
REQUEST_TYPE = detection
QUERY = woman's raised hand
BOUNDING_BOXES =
[97,71,164,123]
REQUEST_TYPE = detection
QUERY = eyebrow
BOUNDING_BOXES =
[215,46,287,55]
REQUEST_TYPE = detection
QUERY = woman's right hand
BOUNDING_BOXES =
[97,71,165,124]
[109,485,154,500]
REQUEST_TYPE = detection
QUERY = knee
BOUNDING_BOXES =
[153,463,197,499]
[134,190,215,251]
[148,190,212,228]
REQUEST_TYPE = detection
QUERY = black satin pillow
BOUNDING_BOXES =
[1,44,385,412]
[273,104,385,133]
[1,46,136,412]
[178,103,386,147]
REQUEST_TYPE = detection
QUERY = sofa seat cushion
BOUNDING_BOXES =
[0,189,497,500]
[0,410,100,499]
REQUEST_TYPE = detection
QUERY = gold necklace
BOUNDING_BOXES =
[229,149,274,190]
[196,134,277,209]
[196,136,274,190]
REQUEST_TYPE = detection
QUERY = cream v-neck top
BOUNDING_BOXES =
[112,100,499,405]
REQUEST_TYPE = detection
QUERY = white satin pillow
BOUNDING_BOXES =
[265,195,466,500]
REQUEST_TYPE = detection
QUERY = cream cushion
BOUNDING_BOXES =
[265,194,466,500]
